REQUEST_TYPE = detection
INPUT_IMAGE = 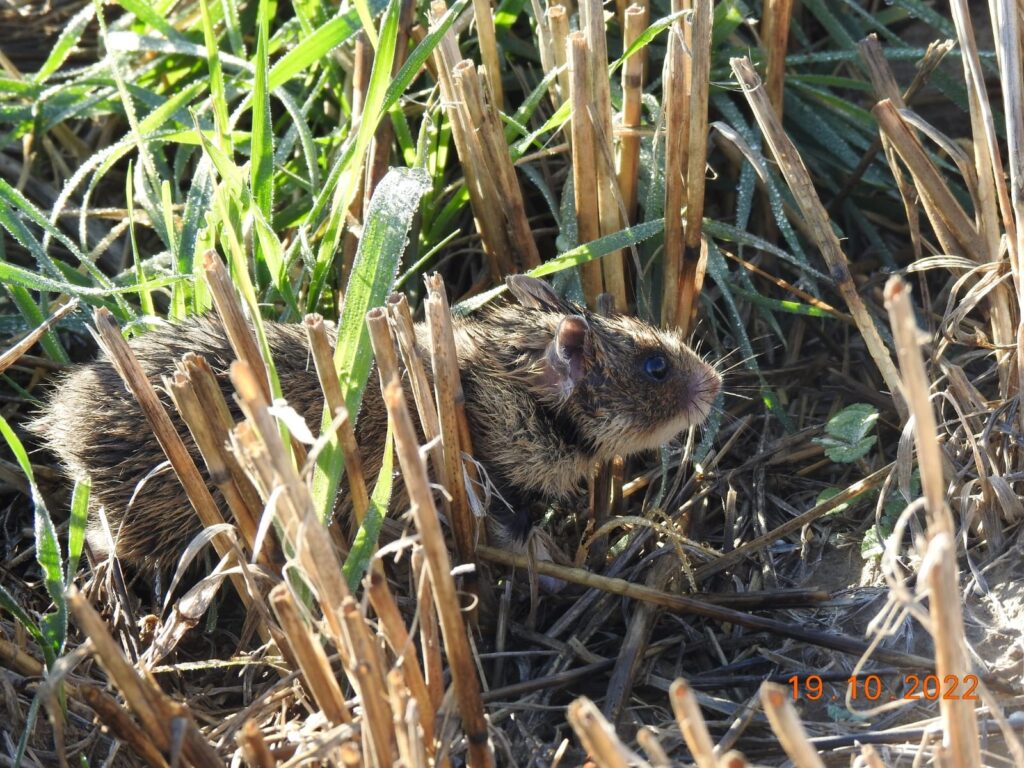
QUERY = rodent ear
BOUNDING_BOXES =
[506,275,574,313]
[540,315,591,399]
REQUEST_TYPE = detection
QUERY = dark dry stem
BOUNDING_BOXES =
[383,380,492,767]
[476,545,941,671]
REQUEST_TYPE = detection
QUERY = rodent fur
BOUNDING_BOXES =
[31,277,721,570]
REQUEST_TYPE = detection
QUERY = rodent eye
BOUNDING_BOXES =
[643,354,669,381]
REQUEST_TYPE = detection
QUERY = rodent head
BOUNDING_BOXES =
[504,276,722,459]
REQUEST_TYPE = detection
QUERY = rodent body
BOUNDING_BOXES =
[32,277,721,570]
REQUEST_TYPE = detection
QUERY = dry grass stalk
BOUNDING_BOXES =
[568,31,604,305]
[91,308,252,606]
[428,1,510,279]
[872,101,985,263]
[578,0,627,309]
[994,0,1024,292]
[201,250,271,402]
[342,597,399,765]
[237,719,276,768]
[884,277,981,767]
[383,380,493,767]
[618,4,647,227]
[79,684,172,768]
[669,679,716,768]
[760,0,793,118]
[759,682,824,768]
[730,57,908,420]
[478,544,936,667]
[948,1,1017,399]
[424,274,479,568]
[165,357,265,565]
[304,313,370,532]
[660,23,687,327]
[636,726,671,767]
[268,583,350,726]
[674,0,712,333]
[470,0,503,109]
[413,546,445,714]
[566,697,631,768]
[387,293,445,483]
[366,569,436,749]
[452,59,541,270]
[0,296,76,374]
[67,588,222,766]
[546,5,570,108]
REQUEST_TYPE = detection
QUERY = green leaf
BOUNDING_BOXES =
[251,0,274,219]
[310,167,432,521]
[66,479,90,587]
[343,421,393,588]
[0,415,66,664]
[813,403,879,463]
[34,2,96,82]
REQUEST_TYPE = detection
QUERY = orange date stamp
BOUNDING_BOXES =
[788,674,980,702]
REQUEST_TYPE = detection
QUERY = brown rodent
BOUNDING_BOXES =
[31,276,721,570]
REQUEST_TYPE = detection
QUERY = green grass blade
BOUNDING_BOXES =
[251,0,274,219]
[66,479,90,587]
[342,422,393,588]
[34,2,96,82]
[310,167,431,521]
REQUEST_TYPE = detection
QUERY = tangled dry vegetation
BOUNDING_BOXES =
[1,0,1024,766]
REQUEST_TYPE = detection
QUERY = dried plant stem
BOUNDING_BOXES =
[618,4,647,226]
[269,584,350,725]
[995,0,1024,296]
[203,250,308,465]
[674,0,712,333]
[387,294,445,481]
[730,57,907,420]
[429,1,509,279]
[92,308,251,605]
[478,544,936,668]
[661,24,687,327]
[453,60,540,270]
[547,6,570,108]
[342,597,398,766]
[669,679,715,768]
[79,684,172,768]
[237,720,275,768]
[413,547,445,713]
[304,314,370,530]
[68,589,222,766]
[202,250,271,402]
[579,0,627,309]
[0,296,76,374]
[471,0,503,109]
[366,569,436,749]
[759,682,825,768]
[425,274,479,567]
[885,276,980,767]
[761,0,793,117]
[566,697,631,768]
[165,358,264,564]
[569,31,603,304]
[383,381,492,767]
